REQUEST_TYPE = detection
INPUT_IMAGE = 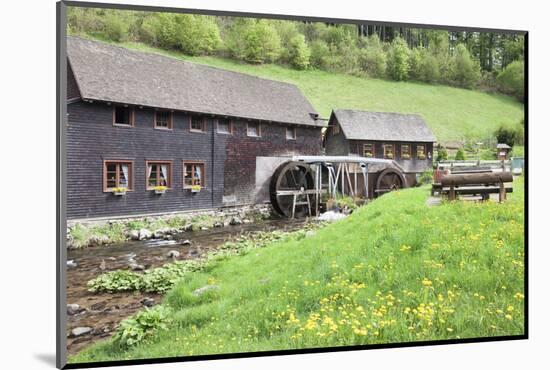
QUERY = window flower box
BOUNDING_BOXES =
[365,152,373,158]
[190,185,201,193]
[402,154,410,159]
[418,155,426,160]
[112,187,127,196]
[153,186,167,195]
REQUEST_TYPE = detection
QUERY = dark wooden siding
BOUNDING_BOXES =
[223,121,322,205]
[324,117,350,155]
[67,101,322,219]
[349,140,434,173]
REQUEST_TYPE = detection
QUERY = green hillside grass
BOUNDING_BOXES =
[70,178,524,363]
[73,37,524,143]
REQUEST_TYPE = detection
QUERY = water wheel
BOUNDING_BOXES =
[375,168,407,196]
[270,161,316,218]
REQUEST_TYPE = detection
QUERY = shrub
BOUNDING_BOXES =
[323,24,356,46]
[113,305,172,348]
[408,48,423,80]
[139,14,161,45]
[141,261,203,294]
[174,15,222,56]
[419,169,433,185]
[497,61,524,101]
[154,13,179,49]
[358,35,387,78]
[87,270,142,293]
[436,145,448,162]
[103,11,128,42]
[272,20,299,63]
[449,44,480,89]
[479,149,497,160]
[309,40,330,69]
[495,126,516,147]
[67,7,104,35]
[336,36,361,74]
[420,54,440,83]
[242,20,282,64]
[288,34,311,69]
[387,37,410,81]
[455,148,466,160]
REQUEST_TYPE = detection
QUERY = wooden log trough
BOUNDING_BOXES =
[440,172,513,202]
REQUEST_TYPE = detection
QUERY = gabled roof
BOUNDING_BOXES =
[67,37,321,127]
[496,143,512,149]
[331,109,436,142]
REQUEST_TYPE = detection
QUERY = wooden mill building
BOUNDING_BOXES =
[66,37,323,220]
[325,109,436,189]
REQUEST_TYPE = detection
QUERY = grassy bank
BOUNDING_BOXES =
[71,178,524,363]
[70,36,524,143]
[68,211,269,249]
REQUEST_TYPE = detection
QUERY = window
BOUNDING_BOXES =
[417,145,426,159]
[333,124,340,135]
[146,161,172,189]
[217,118,232,134]
[363,143,374,158]
[104,161,133,191]
[113,106,133,126]
[286,127,296,140]
[154,111,172,130]
[247,122,261,137]
[401,144,411,159]
[183,162,205,188]
[383,144,394,159]
[190,115,206,132]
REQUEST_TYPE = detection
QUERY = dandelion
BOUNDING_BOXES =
[446,328,454,332]
[514,293,524,300]
[505,314,513,320]
[507,306,514,312]
[422,278,433,287]
[400,245,411,252]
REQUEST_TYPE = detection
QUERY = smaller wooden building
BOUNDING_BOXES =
[496,143,512,160]
[325,109,436,189]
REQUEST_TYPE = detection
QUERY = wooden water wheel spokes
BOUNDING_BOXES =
[375,168,406,196]
[270,161,315,218]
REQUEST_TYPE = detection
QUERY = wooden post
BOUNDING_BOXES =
[449,185,456,200]
[327,167,332,198]
[499,181,506,202]
[354,167,358,196]
[341,163,345,198]
[346,164,354,197]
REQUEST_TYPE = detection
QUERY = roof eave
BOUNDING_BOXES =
[79,96,322,128]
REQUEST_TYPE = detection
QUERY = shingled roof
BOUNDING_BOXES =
[332,109,436,142]
[67,37,320,127]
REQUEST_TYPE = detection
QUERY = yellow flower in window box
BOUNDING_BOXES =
[112,187,127,196]
[402,154,410,159]
[190,185,201,193]
[153,185,167,194]
[365,152,373,158]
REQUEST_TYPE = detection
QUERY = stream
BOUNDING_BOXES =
[66,218,307,356]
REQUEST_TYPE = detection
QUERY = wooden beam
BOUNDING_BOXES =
[441,172,513,186]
